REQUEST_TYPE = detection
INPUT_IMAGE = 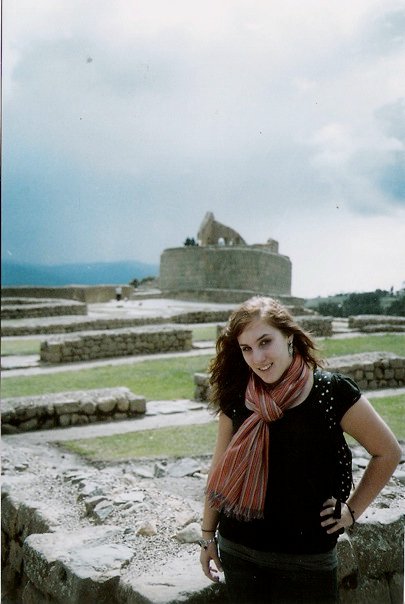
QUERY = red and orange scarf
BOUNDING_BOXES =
[207,354,310,521]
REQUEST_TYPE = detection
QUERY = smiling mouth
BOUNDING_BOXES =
[258,363,273,371]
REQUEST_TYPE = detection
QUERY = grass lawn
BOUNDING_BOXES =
[1,338,43,356]
[2,334,404,400]
[316,334,405,358]
[58,421,219,462]
[0,355,214,399]
[58,393,404,463]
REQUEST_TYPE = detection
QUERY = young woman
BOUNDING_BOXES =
[199,297,400,603]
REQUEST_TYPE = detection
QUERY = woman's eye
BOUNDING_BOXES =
[260,339,270,346]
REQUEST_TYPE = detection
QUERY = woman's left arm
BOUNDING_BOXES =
[321,395,401,533]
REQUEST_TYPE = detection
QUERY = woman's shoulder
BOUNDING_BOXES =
[312,367,362,421]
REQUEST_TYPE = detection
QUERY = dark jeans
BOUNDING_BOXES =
[220,549,338,604]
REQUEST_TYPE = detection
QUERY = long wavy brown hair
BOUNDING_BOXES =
[208,296,322,415]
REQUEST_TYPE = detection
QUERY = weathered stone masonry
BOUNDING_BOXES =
[1,388,146,434]
[40,325,192,363]
[194,352,405,401]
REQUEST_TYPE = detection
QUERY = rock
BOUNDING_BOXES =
[84,496,108,515]
[112,492,145,505]
[132,466,154,479]
[117,550,225,604]
[23,526,132,604]
[154,462,168,478]
[392,469,405,485]
[176,511,199,528]
[175,522,201,544]
[93,501,114,523]
[77,481,105,500]
[136,520,157,537]
[166,458,201,478]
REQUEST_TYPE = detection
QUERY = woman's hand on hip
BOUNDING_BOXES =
[200,542,223,583]
[320,497,354,534]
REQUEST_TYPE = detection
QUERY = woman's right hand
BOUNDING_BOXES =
[200,541,223,582]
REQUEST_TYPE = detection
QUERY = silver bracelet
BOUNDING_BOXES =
[198,536,217,550]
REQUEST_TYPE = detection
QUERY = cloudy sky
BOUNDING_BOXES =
[2,0,405,298]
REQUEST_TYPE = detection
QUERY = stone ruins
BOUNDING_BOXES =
[160,212,299,304]
[1,288,404,603]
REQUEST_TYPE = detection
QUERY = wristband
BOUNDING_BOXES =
[198,536,217,550]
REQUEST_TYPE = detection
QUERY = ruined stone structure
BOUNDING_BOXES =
[197,211,246,245]
[160,212,300,304]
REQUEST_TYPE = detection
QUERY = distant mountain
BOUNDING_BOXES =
[1,260,159,287]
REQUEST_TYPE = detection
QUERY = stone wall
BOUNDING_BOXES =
[1,285,134,303]
[194,352,405,401]
[2,483,403,603]
[40,325,192,363]
[1,388,146,434]
[216,315,333,339]
[160,246,292,302]
[1,299,87,319]
[2,310,233,337]
[349,315,405,332]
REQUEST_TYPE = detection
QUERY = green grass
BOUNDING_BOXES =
[0,355,214,399]
[58,393,404,462]
[1,334,403,403]
[317,334,404,358]
[59,421,219,462]
[367,394,405,440]
[191,325,217,341]
[1,338,42,356]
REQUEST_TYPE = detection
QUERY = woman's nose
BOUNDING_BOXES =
[252,348,266,365]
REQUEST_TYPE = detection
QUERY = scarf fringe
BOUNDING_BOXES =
[208,490,265,522]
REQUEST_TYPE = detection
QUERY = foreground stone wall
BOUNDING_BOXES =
[194,352,405,401]
[160,246,292,301]
[2,478,403,603]
[40,325,192,363]
[1,299,87,319]
[1,388,146,434]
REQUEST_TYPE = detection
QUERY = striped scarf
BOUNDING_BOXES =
[207,354,310,521]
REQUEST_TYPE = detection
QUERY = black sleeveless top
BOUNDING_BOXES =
[218,370,361,554]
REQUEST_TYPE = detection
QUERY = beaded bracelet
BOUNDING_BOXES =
[198,536,217,550]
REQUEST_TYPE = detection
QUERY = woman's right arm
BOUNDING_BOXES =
[200,412,234,582]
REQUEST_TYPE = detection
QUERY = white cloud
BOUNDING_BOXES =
[2,0,405,296]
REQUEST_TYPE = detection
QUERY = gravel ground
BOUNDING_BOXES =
[1,437,210,577]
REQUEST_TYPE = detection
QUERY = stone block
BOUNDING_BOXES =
[23,526,131,604]
[1,494,20,538]
[19,418,39,432]
[128,396,146,414]
[117,549,225,604]
[97,397,116,414]
[21,579,48,604]
[337,532,358,585]
[54,401,81,415]
[59,414,71,427]
[116,399,130,412]
[388,572,404,604]
[348,508,404,577]
[9,539,24,572]
[339,574,391,604]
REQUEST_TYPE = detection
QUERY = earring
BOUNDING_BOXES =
[288,340,294,357]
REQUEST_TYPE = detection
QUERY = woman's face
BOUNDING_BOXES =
[237,318,292,384]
